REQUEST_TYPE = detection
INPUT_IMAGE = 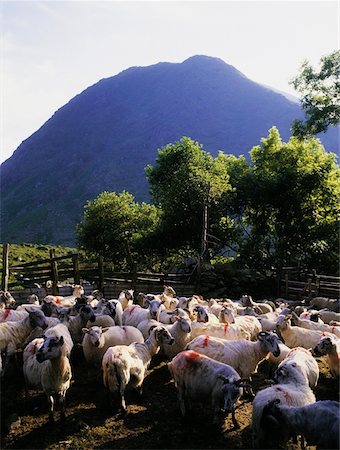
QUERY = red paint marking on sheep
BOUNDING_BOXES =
[127,306,138,316]
[183,351,202,370]
[275,386,292,406]
[200,335,210,348]
[224,323,229,335]
[3,309,11,321]
[331,326,336,334]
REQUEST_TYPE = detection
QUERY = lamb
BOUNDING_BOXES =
[0,291,16,308]
[0,308,29,322]
[43,285,85,308]
[122,298,163,327]
[313,335,340,377]
[186,331,281,379]
[194,305,219,324]
[161,316,192,359]
[276,314,334,349]
[42,323,74,358]
[137,319,162,339]
[160,285,178,310]
[252,362,316,448]
[87,315,115,328]
[23,335,72,422]
[317,309,340,324]
[16,294,40,309]
[95,299,123,326]
[261,399,340,449]
[102,326,174,413]
[158,307,190,324]
[190,321,251,341]
[82,325,144,366]
[168,350,247,427]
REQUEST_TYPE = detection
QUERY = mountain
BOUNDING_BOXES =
[1,55,338,245]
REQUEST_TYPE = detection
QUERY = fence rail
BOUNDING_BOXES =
[1,244,195,298]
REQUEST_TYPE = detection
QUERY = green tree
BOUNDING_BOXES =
[241,127,340,273]
[291,50,340,137]
[145,137,231,253]
[76,191,160,268]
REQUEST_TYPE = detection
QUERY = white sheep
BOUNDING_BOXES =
[293,311,340,337]
[313,335,340,377]
[95,299,123,326]
[241,295,273,314]
[137,319,162,340]
[190,321,251,341]
[317,309,340,324]
[161,316,192,359]
[186,331,281,379]
[274,347,319,388]
[0,308,48,357]
[194,305,219,324]
[252,362,316,448]
[58,304,96,343]
[117,289,134,310]
[23,335,72,422]
[0,291,16,308]
[168,350,247,428]
[43,323,74,358]
[218,306,261,340]
[276,314,334,349]
[310,297,339,312]
[102,326,174,414]
[122,299,163,327]
[260,399,340,449]
[82,325,144,366]
[0,308,28,322]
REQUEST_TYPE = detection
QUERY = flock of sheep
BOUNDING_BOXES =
[0,285,339,449]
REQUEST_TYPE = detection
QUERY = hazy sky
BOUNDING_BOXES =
[1,0,338,163]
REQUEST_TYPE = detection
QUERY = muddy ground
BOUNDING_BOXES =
[1,347,339,450]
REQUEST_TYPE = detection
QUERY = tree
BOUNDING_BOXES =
[76,191,160,268]
[240,127,340,273]
[145,137,231,253]
[291,50,340,137]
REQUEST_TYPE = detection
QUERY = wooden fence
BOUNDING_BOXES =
[1,244,196,301]
[281,267,340,300]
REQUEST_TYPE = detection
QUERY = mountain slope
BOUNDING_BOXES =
[1,55,337,245]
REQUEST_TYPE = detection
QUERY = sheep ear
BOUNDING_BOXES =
[102,327,110,333]
[82,328,89,334]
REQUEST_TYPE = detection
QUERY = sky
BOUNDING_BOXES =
[1,0,338,164]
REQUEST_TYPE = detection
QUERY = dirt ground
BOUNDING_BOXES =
[1,346,339,450]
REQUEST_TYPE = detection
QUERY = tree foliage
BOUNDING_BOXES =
[291,50,340,137]
[239,127,340,272]
[145,137,231,252]
[76,191,160,268]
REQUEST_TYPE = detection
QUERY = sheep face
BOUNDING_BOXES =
[26,308,48,329]
[36,335,64,362]
[57,308,71,323]
[220,307,234,323]
[82,326,103,347]
[79,305,96,323]
[276,314,290,331]
[154,327,174,346]
[104,302,117,317]
[177,316,192,333]
[273,360,307,386]
[220,378,244,414]
[146,299,163,320]
[258,332,281,357]
[195,306,209,323]
[163,285,176,297]
[313,336,334,357]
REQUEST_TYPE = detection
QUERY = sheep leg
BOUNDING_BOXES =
[48,395,55,423]
[59,394,66,422]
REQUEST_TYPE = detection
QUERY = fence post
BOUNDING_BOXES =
[49,249,59,295]
[98,256,104,292]
[72,253,80,285]
[2,243,9,291]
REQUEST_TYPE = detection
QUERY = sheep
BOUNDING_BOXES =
[23,335,72,422]
[43,323,74,358]
[310,297,340,312]
[313,335,340,377]
[252,362,316,448]
[276,314,334,349]
[137,319,162,340]
[16,294,40,310]
[315,309,340,325]
[43,285,85,308]
[0,308,28,322]
[241,295,273,315]
[160,285,178,310]
[87,315,115,328]
[94,299,123,326]
[186,331,281,379]
[102,326,174,413]
[190,321,251,341]
[0,291,16,309]
[82,325,144,366]
[194,305,219,324]
[122,298,164,328]
[0,308,48,357]
[168,350,247,427]
[58,304,96,343]
[274,347,319,388]
[161,316,192,359]
[218,306,261,340]
[292,311,340,338]
[261,399,340,449]
[118,289,134,310]
[158,307,190,325]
